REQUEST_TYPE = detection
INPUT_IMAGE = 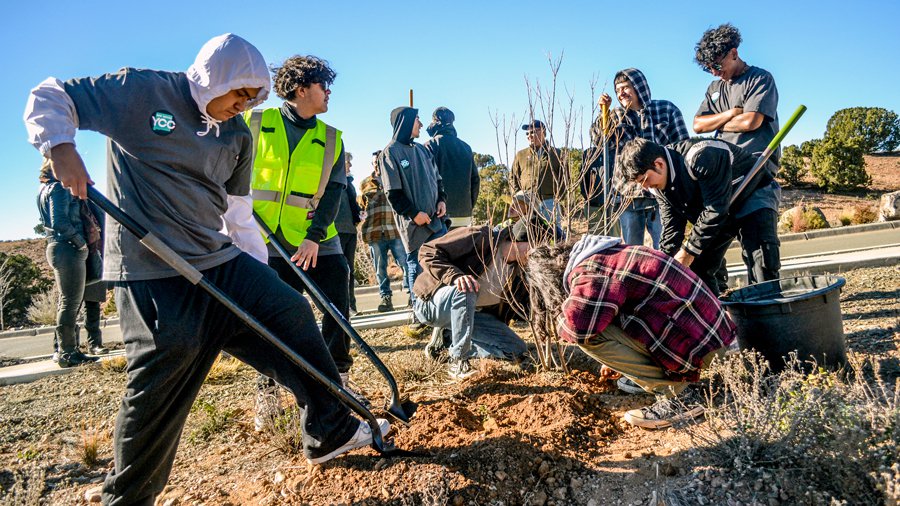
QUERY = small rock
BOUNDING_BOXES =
[537,461,551,477]
[452,495,465,506]
[553,487,568,500]
[495,471,508,481]
[570,477,583,489]
[659,463,678,476]
[546,477,556,486]
[84,486,102,503]
[162,499,178,506]
[624,452,632,459]
[530,490,548,506]
[587,500,598,506]
[273,471,285,484]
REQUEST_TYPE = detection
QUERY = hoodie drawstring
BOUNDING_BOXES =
[197,112,222,138]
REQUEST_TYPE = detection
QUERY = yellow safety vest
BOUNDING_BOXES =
[245,108,342,246]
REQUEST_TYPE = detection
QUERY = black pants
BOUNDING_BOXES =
[339,232,358,311]
[269,253,353,373]
[690,208,781,296]
[102,253,358,505]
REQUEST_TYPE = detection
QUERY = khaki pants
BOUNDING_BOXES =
[578,324,724,398]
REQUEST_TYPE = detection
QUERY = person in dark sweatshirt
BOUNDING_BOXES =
[584,68,689,245]
[335,152,363,314]
[424,107,479,229]
[379,107,447,305]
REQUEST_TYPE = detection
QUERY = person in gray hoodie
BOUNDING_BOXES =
[379,107,447,305]
[424,107,480,228]
[24,34,386,504]
[584,68,689,247]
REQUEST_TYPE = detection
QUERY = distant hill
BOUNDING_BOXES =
[0,238,51,278]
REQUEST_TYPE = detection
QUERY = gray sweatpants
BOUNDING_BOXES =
[101,253,358,506]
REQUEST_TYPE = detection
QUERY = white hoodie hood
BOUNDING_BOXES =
[186,33,270,137]
[563,234,623,293]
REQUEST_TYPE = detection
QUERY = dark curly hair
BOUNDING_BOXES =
[616,138,666,183]
[271,55,337,100]
[526,241,575,346]
[694,23,742,70]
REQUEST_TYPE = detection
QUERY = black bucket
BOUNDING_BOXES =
[720,275,847,373]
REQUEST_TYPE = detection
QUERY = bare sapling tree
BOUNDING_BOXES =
[0,258,15,330]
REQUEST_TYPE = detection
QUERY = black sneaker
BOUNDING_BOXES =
[57,351,99,368]
[377,295,394,313]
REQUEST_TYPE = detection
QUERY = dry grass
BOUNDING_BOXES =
[839,202,879,226]
[25,287,57,327]
[100,356,128,373]
[205,354,249,384]
[78,420,110,468]
[683,350,900,504]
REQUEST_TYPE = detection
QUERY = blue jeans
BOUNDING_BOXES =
[369,239,408,297]
[619,198,661,249]
[406,223,447,303]
[414,286,527,361]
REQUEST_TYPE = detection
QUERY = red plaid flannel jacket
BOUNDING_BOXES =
[557,245,735,382]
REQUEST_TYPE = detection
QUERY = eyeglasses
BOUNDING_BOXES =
[706,51,731,73]
[316,82,331,92]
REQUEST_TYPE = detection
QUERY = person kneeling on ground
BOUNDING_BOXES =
[411,220,544,379]
[527,235,736,429]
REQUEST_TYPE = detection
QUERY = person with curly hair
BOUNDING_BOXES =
[231,54,374,431]
[693,23,781,293]
[527,236,736,429]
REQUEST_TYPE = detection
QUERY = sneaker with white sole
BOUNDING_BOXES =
[307,418,391,465]
[617,377,649,395]
[254,378,283,432]
[340,372,372,409]
[448,358,476,380]
[624,393,705,429]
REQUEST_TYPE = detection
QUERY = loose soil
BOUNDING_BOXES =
[1,264,897,505]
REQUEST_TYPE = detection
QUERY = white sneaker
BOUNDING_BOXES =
[340,372,372,409]
[307,418,390,465]
[254,382,283,432]
[448,358,477,380]
[624,394,705,430]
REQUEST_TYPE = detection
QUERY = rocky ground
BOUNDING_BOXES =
[0,264,897,505]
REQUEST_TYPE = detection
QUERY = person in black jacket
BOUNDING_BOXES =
[335,152,363,313]
[616,137,780,295]
[424,107,479,229]
[37,160,106,368]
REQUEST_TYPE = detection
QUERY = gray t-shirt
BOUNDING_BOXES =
[64,69,253,281]
[380,141,443,252]
[696,66,780,162]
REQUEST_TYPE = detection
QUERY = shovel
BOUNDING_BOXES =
[252,211,418,425]
[87,186,416,458]
[730,105,807,205]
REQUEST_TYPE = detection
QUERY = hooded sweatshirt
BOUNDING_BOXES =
[379,107,446,252]
[584,68,689,203]
[424,118,480,221]
[24,33,271,281]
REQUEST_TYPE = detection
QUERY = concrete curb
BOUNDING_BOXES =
[777,220,899,243]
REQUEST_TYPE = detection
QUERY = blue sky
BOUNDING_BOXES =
[3,0,898,240]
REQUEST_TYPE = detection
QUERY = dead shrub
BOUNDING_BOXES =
[791,204,829,232]
[78,420,110,468]
[686,351,899,504]
[100,356,127,373]
[205,354,248,384]
[25,287,57,327]
[839,203,878,226]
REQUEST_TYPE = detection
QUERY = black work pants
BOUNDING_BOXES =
[338,232,358,311]
[101,253,358,505]
[690,208,781,296]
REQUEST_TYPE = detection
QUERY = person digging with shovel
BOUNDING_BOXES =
[24,34,388,506]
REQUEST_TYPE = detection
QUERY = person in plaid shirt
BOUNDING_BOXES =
[359,151,408,312]
[528,234,736,429]
[583,68,689,245]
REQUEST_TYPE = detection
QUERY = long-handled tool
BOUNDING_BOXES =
[252,212,418,425]
[600,100,611,234]
[730,105,807,205]
[87,186,412,457]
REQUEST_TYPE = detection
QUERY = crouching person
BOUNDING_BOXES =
[527,235,736,429]
[411,221,538,379]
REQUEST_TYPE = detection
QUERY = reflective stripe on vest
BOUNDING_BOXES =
[245,108,342,246]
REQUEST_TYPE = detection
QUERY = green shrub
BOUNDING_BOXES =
[809,137,871,191]
[825,107,900,153]
[778,145,806,186]
[0,253,53,329]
